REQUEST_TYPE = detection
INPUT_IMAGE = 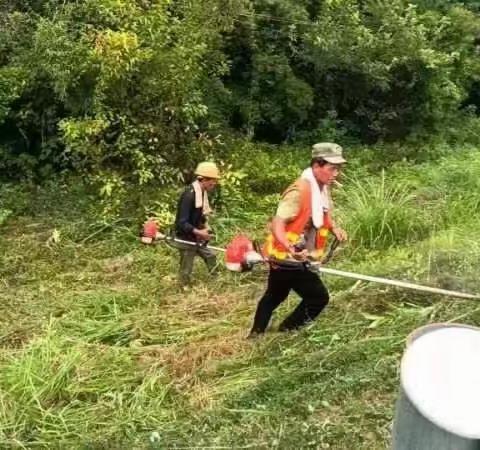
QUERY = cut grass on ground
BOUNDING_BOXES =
[2,152,480,448]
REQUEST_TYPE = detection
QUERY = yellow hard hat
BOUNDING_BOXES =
[194,161,220,179]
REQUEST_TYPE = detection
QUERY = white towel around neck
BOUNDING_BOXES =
[301,168,330,228]
[192,180,212,215]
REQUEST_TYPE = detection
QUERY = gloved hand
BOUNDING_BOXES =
[289,248,309,262]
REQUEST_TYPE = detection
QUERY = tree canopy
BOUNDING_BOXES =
[1,0,479,187]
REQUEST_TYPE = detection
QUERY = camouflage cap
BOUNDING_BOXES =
[311,142,346,164]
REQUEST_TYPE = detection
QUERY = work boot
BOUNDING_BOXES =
[179,284,191,293]
[247,331,262,340]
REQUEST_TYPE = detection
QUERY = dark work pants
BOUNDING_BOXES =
[171,241,217,286]
[250,268,330,333]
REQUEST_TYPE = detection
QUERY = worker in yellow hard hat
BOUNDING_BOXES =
[173,161,221,287]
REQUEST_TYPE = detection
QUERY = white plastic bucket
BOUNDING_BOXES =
[392,323,480,450]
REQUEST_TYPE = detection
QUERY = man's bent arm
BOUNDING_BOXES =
[271,216,293,253]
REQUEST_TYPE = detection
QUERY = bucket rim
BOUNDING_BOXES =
[405,322,480,347]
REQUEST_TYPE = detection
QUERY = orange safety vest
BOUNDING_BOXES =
[264,179,333,261]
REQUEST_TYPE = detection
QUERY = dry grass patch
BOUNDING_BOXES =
[136,330,251,380]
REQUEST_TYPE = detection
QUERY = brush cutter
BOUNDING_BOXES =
[140,219,480,300]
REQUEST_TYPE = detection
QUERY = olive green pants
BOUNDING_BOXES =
[174,242,217,286]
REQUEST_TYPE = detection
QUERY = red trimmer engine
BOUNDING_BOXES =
[140,219,161,244]
[225,234,264,272]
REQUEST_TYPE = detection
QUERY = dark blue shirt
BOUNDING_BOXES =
[174,184,206,241]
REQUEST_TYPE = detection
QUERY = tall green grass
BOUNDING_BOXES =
[1,328,174,446]
[339,171,430,249]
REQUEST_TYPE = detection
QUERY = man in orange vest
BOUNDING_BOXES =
[249,143,347,336]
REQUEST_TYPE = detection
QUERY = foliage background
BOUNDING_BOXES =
[1,0,480,200]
